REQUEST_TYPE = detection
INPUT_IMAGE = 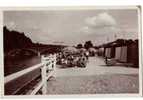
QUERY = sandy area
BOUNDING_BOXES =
[44,74,138,94]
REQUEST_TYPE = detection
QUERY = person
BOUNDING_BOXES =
[77,55,86,68]
[85,51,89,60]
[105,56,108,64]
[74,56,79,67]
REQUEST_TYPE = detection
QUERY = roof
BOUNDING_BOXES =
[99,39,138,48]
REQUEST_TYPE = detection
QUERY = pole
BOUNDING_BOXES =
[41,55,47,95]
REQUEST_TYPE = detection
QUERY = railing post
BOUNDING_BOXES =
[40,54,56,95]
[38,52,41,57]
[51,54,56,77]
[53,54,56,70]
[41,55,47,95]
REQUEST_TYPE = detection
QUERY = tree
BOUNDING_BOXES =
[76,44,83,49]
[4,26,33,52]
[84,41,93,49]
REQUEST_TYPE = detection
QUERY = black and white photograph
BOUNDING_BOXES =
[1,6,141,96]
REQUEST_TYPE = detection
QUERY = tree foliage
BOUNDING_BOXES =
[4,26,33,52]
[84,41,93,49]
[76,44,83,49]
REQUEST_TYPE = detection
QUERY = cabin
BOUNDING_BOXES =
[98,39,139,67]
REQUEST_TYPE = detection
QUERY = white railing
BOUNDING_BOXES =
[4,54,56,95]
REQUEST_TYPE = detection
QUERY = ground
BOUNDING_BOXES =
[46,74,138,94]
[44,56,139,94]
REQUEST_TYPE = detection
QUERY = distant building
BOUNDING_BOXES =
[97,39,138,67]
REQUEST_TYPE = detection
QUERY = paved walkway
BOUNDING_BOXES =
[55,56,138,77]
[45,56,139,94]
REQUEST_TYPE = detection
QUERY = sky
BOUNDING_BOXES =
[4,8,139,46]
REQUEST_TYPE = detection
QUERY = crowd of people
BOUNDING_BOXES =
[56,50,89,68]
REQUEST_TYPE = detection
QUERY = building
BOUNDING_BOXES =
[97,39,139,67]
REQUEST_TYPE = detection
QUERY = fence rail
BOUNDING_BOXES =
[4,54,56,95]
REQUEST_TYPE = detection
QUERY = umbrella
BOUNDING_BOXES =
[89,47,97,52]
[62,46,78,54]
[78,48,86,53]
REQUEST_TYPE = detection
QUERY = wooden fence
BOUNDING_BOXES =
[4,54,56,95]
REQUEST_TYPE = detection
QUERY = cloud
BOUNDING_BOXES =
[79,12,122,44]
[80,12,120,37]
[85,12,117,28]
[80,26,94,34]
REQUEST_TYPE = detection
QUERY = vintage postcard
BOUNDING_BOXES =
[0,6,142,97]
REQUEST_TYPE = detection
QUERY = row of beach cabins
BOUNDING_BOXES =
[96,39,139,67]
